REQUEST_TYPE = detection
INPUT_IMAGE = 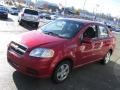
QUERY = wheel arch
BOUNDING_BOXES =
[51,57,74,76]
[109,48,113,55]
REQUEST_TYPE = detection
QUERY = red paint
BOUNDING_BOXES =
[7,19,116,78]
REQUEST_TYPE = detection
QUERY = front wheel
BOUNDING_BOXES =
[101,51,112,65]
[52,61,71,83]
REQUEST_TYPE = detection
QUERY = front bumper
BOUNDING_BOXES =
[7,50,54,78]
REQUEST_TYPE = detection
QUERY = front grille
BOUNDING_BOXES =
[9,42,27,56]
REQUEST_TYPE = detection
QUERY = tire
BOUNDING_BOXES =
[35,22,39,28]
[19,20,22,25]
[101,51,112,65]
[4,15,8,19]
[52,61,71,83]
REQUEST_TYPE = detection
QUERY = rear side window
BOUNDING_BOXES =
[24,9,38,15]
[98,26,109,38]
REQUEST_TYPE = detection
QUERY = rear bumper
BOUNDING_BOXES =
[21,19,39,24]
[21,17,39,23]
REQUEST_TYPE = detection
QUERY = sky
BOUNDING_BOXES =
[31,0,120,17]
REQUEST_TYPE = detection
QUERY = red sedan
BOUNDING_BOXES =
[7,18,116,83]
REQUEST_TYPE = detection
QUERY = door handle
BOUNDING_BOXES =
[94,42,100,45]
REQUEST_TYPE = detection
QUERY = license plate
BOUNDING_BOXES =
[26,16,31,20]
[27,16,34,20]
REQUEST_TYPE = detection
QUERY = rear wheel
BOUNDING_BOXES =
[101,51,112,65]
[52,61,71,83]
[35,22,39,28]
[4,15,8,19]
[19,20,23,25]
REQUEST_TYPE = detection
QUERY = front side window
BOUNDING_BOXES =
[38,20,84,39]
[98,26,109,38]
[83,25,98,39]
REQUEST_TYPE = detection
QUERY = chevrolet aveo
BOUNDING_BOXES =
[7,18,116,83]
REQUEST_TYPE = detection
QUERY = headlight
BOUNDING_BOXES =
[29,48,54,58]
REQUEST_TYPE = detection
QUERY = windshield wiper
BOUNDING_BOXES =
[43,31,65,38]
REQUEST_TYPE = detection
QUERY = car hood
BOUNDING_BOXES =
[13,31,67,48]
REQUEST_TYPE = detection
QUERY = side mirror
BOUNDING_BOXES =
[82,37,92,43]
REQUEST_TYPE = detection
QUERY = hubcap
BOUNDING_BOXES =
[105,52,111,64]
[57,64,70,81]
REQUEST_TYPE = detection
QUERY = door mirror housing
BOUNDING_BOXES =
[82,37,92,43]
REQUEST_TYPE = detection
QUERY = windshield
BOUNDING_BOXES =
[24,9,38,15]
[38,20,84,39]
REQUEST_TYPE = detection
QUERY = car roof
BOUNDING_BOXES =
[58,18,104,25]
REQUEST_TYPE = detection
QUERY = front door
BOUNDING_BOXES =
[75,25,100,66]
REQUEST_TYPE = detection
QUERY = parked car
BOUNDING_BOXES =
[9,7,20,15]
[107,25,120,32]
[7,18,116,83]
[39,13,45,19]
[0,5,8,19]
[49,14,58,20]
[39,12,51,20]
[115,28,120,32]
[107,25,116,31]
[18,8,39,28]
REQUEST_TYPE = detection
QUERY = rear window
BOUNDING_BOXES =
[12,8,18,10]
[24,9,38,15]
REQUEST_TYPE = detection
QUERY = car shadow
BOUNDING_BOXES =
[13,61,120,90]
[0,18,14,22]
[20,22,38,31]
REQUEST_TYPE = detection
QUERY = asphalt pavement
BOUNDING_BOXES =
[0,14,120,90]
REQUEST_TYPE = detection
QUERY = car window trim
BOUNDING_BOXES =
[82,24,99,40]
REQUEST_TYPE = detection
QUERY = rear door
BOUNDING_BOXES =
[97,25,111,58]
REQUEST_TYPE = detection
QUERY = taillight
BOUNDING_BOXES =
[21,13,24,16]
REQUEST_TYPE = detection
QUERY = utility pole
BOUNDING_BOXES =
[83,0,86,10]
[63,0,67,16]
[93,4,100,21]
[82,0,87,19]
